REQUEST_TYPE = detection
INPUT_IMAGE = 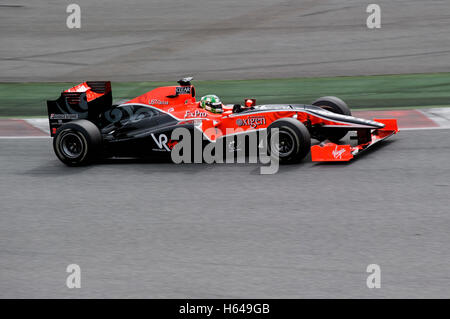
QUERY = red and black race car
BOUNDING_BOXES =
[47,77,398,166]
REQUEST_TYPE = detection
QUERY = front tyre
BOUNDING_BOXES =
[53,120,102,166]
[267,118,311,164]
[312,96,351,142]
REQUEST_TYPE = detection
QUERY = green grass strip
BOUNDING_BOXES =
[1,73,449,116]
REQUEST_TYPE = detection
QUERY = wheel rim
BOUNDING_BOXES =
[271,130,295,157]
[60,132,84,159]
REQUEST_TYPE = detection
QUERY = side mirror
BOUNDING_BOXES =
[244,98,256,107]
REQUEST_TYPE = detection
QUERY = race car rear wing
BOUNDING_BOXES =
[47,81,112,136]
[310,118,399,161]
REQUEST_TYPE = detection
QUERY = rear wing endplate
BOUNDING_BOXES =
[47,81,112,136]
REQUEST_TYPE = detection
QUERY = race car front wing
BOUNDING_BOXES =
[310,119,399,162]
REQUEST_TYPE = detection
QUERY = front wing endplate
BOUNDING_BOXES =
[310,119,399,162]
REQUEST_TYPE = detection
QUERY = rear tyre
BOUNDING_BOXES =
[53,120,102,166]
[312,96,351,142]
[267,118,311,164]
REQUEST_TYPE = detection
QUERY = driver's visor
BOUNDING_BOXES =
[210,102,222,109]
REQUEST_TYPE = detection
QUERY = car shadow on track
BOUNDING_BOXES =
[96,156,307,175]
[311,139,394,166]
[22,160,95,177]
[22,139,394,177]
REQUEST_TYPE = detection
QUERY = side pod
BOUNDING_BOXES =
[310,119,399,162]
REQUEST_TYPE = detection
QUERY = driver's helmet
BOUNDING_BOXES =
[200,94,223,114]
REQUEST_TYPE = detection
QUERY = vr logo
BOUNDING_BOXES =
[151,133,171,151]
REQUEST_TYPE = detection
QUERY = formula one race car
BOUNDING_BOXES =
[47,78,398,166]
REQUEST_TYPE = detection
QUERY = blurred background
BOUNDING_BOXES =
[1,0,450,115]
[1,0,450,82]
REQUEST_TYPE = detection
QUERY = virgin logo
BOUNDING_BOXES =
[332,145,346,159]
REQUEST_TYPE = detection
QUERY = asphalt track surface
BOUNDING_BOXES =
[1,0,450,81]
[1,129,450,298]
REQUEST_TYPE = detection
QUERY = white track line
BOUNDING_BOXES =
[24,118,50,134]
[0,136,51,139]
[1,127,450,139]
[400,126,450,131]
[418,108,450,129]
[2,109,450,139]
